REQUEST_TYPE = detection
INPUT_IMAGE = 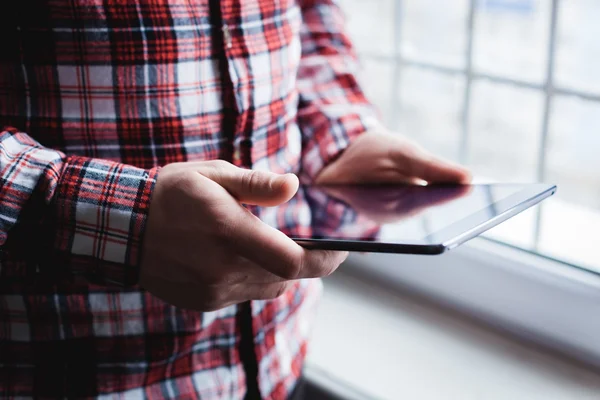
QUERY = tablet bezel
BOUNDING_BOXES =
[291,183,557,255]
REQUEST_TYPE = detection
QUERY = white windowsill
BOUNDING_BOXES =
[329,239,600,367]
[307,267,600,399]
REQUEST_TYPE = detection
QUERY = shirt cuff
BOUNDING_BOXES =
[52,156,159,286]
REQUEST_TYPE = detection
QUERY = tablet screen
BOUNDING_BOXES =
[255,184,554,246]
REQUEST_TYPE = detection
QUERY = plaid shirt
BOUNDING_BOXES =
[0,0,378,398]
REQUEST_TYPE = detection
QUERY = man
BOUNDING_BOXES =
[0,0,470,398]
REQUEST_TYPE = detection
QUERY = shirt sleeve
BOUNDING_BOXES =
[0,127,158,286]
[297,0,382,180]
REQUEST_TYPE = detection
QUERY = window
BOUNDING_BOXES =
[339,0,600,272]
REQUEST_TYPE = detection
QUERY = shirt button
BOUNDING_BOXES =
[222,25,233,49]
[233,147,241,165]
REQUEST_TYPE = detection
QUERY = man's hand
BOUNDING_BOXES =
[316,130,472,185]
[140,160,348,311]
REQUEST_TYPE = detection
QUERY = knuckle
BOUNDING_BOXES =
[208,159,230,170]
[241,169,271,194]
[202,160,233,181]
[241,170,257,192]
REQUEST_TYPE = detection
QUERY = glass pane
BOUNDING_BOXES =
[400,0,470,68]
[539,199,600,272]
[395,67,465,162]
[555,0,600,95]
[467,80,543,181]
[357,59,396,128]
[546,96,600,210]
[473,0,551,84]
[338,0,395,55]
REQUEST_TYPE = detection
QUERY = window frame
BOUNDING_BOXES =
[356,0,600,270]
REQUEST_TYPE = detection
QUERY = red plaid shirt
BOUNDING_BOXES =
[0,0,378,398]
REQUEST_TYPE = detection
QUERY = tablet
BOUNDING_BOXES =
[255,183,556,255]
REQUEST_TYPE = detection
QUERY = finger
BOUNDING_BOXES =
[199,160,299,206]
[393,143,472,184]
[236,281,296,302]
[229,206,349,279]
[299,249,349,278]
[224,255,289,284]
[226,207,306,278]
[409,153,471,183]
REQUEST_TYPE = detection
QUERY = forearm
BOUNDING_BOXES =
[297,0,381,179]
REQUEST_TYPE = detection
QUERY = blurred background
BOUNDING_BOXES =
[305,2,600,399]
[339,0,600,272]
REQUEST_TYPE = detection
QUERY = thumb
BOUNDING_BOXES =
[202,162,299,206]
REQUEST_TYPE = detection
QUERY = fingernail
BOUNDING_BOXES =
[283,173,299,184]
[274,173,298,192]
